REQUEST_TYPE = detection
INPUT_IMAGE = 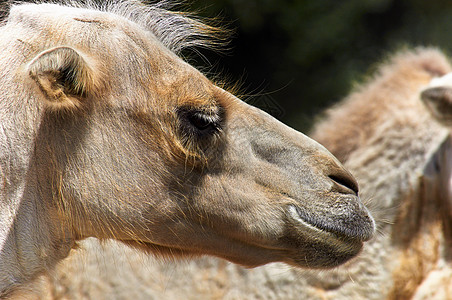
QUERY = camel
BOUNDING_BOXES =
[0,1,376,298]
[35,48,452,299]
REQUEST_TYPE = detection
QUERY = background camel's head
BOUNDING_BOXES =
[420,71,452,226]
[421,73,452,127]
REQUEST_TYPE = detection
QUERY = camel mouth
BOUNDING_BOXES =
[287,203,374,244]
[283,204,368,268]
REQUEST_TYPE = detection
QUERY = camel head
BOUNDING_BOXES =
[0,2,374,295]
[420,71,452,232]
[421,73,452,127]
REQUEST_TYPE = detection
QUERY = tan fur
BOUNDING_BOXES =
[389,186,442,299]
[33,48,452,299]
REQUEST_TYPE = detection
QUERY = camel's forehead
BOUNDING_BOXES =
[9,3,152,46]
[11,3,104,18]
[9,3,133,27]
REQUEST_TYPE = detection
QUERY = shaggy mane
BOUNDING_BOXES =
[1,0,226,54]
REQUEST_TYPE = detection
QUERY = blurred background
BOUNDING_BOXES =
[186,0,452,132]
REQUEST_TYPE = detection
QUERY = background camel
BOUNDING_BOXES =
[35,48,452,299]
[0,1,375,298]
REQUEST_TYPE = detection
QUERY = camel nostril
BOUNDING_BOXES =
[328,174,359,195]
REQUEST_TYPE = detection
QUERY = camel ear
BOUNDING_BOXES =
[421,86,452,126]
[28,46,100,110]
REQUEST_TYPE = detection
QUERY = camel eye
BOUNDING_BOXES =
[188,111,216,131]
[177,107,221,137]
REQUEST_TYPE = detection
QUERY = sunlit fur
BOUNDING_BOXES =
[0,1,376,298]
[34,48,452,299]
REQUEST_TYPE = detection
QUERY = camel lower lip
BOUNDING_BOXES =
[286,205,364,268]
[287,205,363,245]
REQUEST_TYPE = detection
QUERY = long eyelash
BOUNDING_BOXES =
[176,107,223,144]
[188,112,219,130]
